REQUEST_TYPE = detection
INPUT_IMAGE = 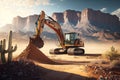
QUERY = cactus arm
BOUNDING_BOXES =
[0,40,2,51]
[8,45,17,62]
[0,39,7,63]
[12,45,17,52]
[3,39,6,50]
[0,40,2,62]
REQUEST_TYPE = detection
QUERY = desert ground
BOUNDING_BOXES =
[13,39,120,79]
[0,35,120,80]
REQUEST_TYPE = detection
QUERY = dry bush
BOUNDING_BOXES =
[102,46,120,61]
[110,60,120,68]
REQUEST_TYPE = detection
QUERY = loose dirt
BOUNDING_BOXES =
[16,42,57,64]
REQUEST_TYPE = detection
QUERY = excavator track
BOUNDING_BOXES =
[67,48,84,55]
[49,47,84,55]
[49,48,66,54]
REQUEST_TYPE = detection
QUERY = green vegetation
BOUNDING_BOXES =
[0,31,17,64]
[102,46,120,61]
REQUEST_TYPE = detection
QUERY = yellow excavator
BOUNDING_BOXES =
[30,11,85,55]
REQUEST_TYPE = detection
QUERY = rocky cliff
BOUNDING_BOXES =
[52,10,81,32]
[52,10,81,25]
[0,15,39,32]
[80,8,120,32]
[52,13,64,24]
[111,8,120,20]
[76,8,120,40]
[23,15,38,32]
[12,16,27,30]
[53,9,120,31]
[63,10,80,26]
[12,15,39,32]
[0,8,120,41]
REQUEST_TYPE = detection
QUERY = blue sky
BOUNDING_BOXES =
[36,0,120,15]
[0,0,120,27]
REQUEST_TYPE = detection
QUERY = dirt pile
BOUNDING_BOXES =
[16,42,56,64]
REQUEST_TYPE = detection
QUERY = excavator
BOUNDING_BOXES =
[30,11,85,55]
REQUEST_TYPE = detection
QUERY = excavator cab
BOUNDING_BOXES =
[65,32,84,47]
[50,32,84,55]
[65,32,78,45]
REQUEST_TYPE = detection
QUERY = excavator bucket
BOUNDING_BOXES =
[29,11,45,48]
[30,36,44,48]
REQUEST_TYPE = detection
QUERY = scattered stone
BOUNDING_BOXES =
[98,75,104,80]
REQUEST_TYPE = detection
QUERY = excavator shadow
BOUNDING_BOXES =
[53,60,91,65]
[80,53,101,57]
[50,54,101,65]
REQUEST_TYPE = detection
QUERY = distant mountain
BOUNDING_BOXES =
[52,10,80,26]
[0,15,39,32]
[111,8,120,20]
[92,30,120,41]
[0,8,120,41]
[53,8,120,41]
[52,10,80,32]
[75,8,120,41]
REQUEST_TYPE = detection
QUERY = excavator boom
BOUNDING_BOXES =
[44,19,65,48]
[34,11,65,48]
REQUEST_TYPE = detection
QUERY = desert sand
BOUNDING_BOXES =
[15,40,107,80]
[1,36,120,79]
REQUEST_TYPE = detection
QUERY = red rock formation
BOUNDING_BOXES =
[63,10,80,26]
[12,16,27,30]
[79,8,120,32]
[52,13,64,23]
[1,9,120,41]
[52,10,81,26]
[92,30,120,41]
[24,15,38,32]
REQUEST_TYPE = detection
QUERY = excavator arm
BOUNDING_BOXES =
[44,18,65,48]
[34,11,65,48]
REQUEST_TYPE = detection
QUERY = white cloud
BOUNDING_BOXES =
[0,0,52,7]
[100,8,107,13]
[0,0,53,27]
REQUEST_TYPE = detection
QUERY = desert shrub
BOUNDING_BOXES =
[102,46,120,61]
[110,60,120,68]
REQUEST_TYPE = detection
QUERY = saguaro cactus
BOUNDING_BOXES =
[0,39,7,63]
[0,31,17,63]
[7,31,17,62]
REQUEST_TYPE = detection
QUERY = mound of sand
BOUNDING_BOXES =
[16,42,56,64]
